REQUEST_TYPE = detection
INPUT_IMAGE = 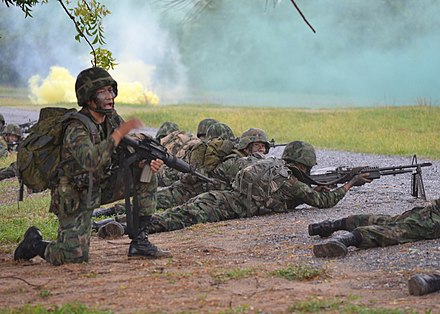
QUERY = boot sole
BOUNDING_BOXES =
[313,241,348,258]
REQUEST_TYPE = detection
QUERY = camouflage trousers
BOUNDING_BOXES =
[150,190,252,233]
[345,200,440,249]
[0,162,17,181]
[157,178,209,209]
[157,166,182,187]
[45,167,158,266]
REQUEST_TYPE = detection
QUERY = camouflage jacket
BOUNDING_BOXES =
[59,109,122,189]
[234,157,347,212]
[0,136,8,158]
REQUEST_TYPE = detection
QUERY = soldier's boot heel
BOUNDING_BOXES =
[408,274,440,296]
[308,218,347,238]
[313,231,362,258]
[128,237,171,259]
[14,226,48,261]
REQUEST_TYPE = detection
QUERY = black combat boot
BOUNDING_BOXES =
[408,274,440,296]
[312,230,362,258]
[128,216,171,259]
[14,226,49,261]
[308,218,348,238]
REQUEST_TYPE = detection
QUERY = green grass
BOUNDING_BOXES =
[272,264,327,281]
[0,188,56,252]
[2,98,440,158]
[211,267,256,283]
[0,303,113,314]
[287,296,426,314]
[124,104,440,159]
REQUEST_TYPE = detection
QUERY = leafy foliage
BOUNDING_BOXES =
[1,0,116,69]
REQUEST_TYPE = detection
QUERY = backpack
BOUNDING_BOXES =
[189,138,235,171]
[17,107,97,192]
[233,157,290,208]
[160,130,200,159]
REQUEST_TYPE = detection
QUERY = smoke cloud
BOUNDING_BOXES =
[1,0,440,107]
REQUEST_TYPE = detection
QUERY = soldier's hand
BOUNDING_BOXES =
[112,118,144,145]
[149,159,163,173]
[344,173,372,191]
[314,185,331,192]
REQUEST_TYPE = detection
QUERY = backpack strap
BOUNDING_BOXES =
[63,112,99,207]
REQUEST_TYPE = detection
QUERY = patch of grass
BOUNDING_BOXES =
[217,304,251,314]
[212,267,255,283]
[0,191,56,253]
[287,296,423,314]
[0,303,113,314]
[272,264,327,281]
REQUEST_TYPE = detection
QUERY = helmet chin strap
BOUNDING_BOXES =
[88,95,115,115]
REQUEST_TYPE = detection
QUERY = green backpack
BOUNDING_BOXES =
[17,107,97,192]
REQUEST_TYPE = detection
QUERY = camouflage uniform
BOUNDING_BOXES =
[342,199,440,248]
[14,67,163,265]
[0,124,22,158]
[157,129,201,187]
[149,151,347,234]
[43,108,158,265]
[0,113,5,134]
[0,162,17,181]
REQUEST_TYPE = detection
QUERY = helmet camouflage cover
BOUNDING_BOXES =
[237,128,270,153]
[4,123,22,138]
[155,121,179,142]
[75,67,118,107]
[206,122,235,140]
[282,141,317,167]
[196,118,218,138]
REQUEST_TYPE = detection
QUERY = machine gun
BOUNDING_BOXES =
[120,135,215,239]
[294,155,431,200]
[19,120,37,135]
[269,138,287,148]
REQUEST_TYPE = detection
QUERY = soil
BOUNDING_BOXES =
[1,107,440,313]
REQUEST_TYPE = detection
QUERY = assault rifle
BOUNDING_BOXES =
[121,135,214,184]
[120,135,216,239]
[294,155,431,200]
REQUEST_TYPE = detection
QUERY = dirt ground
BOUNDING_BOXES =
[1,209,440,313]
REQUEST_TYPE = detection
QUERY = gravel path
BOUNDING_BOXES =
[2,106,440,273]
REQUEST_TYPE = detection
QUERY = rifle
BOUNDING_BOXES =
[7,142,19,152]
[269,138,287,148]
[293,155,431,200]
[120,135,216,239]
[19,120,37,134]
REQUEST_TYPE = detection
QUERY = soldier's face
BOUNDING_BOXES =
[250,142,267,154]
[6,134,19,143]
[90,85,116,111]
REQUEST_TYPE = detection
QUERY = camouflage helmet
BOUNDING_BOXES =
[282,141,317,167]
[0,113,4,125]
[206,122,235,140]
[155,121,179,142]
[237,128,270,153]
[4,124,22,138]
[75,67,118,107]
[196,118,218,138]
